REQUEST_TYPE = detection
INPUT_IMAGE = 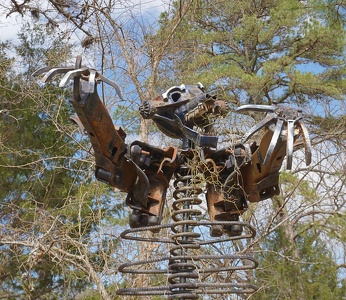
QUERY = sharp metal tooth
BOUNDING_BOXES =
[32,66,54,77]
[240,114,276,143]
[43,67,75,82]
[263,118,284,166]
[286,120,295,170]
[59,67,89,87]
[97,73,124,100]
[236,104,276,113]
[297,120,312,166]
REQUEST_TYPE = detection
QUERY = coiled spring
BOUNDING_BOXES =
[116,165,258,299]
[169,166,203,299]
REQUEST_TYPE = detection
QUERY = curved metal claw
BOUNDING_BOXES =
[240,114,276,143]
[286,119,295,170]
[32,59,124,101]
[97,73,124,100]
[59,67,89,87]
[296,120,312,166]
[32,66,55,77]
[236,104,276,113]
[237,103,312,169]
[43,67,75,82]
[88,69,97,93]
[69,115,86,134]
[263,118,284,166]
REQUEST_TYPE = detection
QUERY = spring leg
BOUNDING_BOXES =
[169,165,202,299]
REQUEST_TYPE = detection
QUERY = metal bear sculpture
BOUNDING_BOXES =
[33,56,312,238]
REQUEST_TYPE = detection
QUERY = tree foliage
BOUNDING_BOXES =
[154,0,346,106]
[0,22,125,299]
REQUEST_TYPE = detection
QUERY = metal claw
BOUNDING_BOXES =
[97,73,124,100]
[240,114,276,143]
[296,120,312,166]
[69,115,86,134]
[32,66,54,77]
[263,119,284,166]
[59,67,89,87]
[42,67,75,82]
[33,60,124,100]
[87,69,97,93]
[237,103,311,170]
[286,120,295,170]
[236,104,276,113]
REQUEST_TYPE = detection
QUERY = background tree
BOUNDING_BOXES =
[0,21,127,299]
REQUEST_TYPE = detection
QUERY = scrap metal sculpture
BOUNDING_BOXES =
[34,56,312,299]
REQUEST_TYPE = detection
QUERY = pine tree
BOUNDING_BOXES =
[0,23,119,299]
[154,0,346,106]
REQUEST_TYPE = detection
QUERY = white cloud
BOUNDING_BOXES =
[0,12,25,42]
[132,0,169,14]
